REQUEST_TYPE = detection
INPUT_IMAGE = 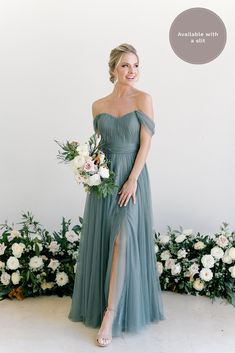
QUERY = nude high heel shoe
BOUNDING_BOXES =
[96,307,116,347]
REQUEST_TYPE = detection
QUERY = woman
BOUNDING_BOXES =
[68,43,166,347]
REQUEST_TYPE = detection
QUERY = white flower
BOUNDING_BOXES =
[156,262,163,275]
[98,166,109,179]
[8,229,21,241]
[29,256,44,270]
[228,247,235,260]
[11,271,21,285]
[199,268,213,282]
[228,265,235,278]
[177,249,187,259]
[41,281,54,290]
[193,278,204,291]
[194,241,206,250]
[65,230,79,243]
[28,233,42,241]
[216,235,229,248]
[182,229,193,236]
[6,256,20,270]
[77,143,89,157]
[222,248,233,264]
[0,261,5,270]
[165,258,175,270]
[171,263,181,276]
[210,246,224,260]
[175,234,186,243]
[0,271,11,285]
[189,263,199,276]
[12,243,26,258]
[158,235,170,245]
[88,173,101,186]
[160,250,171,261]
[0,243,7,256]
[74,263,77,274]
[71,155,86,170]
[48,259,60,272]
[154,244,159,253]
[48,241,60,254]
[83,157,97,173]
[201,254,215,268]
[56,271,69,286]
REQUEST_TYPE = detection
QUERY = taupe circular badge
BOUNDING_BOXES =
[169,7,227,64]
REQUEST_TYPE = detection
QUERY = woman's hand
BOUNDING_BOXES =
[118,177,137,207]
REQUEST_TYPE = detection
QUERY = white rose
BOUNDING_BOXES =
[189,263,199,276]
[228,247,235,260]
[98,166,110,179]
[175,234,186,243]
[228,265,235,278]
[201,254,215,268]
[199,268,213,282]
[222,254,233,264]
[65,230,79,243]
[71,155,86,170]
[88,173,101,186]
[165,258,175,270]
[160,250,171,261]
[77,143,89,157]
[11,271,21,285]
[171,263,181,276]
[210,246,224,260]
[159,235,170,245]
[216,235,229,248]
[177,249,187,259]
[193,278,204,291]
[6,256,20,270]
[83,158,97,173]
[156,262,163,275]
[0,271,11,285]
[29,256,44,270]
[12,243,26,258]
[154,244,159,253]
[194,241,206,250]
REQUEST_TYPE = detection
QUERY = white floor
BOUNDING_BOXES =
[0,291,234,353]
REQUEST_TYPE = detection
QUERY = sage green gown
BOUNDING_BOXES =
[68,110,166,337]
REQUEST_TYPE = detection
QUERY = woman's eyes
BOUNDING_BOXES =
[122,64,139,67]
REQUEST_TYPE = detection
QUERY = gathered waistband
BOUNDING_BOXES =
[102,142,140,154]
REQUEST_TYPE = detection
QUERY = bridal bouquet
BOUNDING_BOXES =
[54,134,119,198]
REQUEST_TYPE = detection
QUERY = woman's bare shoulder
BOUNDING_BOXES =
[91,95,111,119]
[136,90,154,121]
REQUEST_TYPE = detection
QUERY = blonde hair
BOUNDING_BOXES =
[108,43,139,84]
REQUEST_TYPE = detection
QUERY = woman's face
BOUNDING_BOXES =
[113,52,139,85]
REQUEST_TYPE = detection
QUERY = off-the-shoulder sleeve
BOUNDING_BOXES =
[136,110,155,136]
[93,117,100,136]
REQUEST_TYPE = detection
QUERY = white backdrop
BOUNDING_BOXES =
[0,0,234,234]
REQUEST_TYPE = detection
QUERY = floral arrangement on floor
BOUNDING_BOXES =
[0,212,81,300]
[154,222,235,307]
[54,133,119,198]
[0,212,234,307]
